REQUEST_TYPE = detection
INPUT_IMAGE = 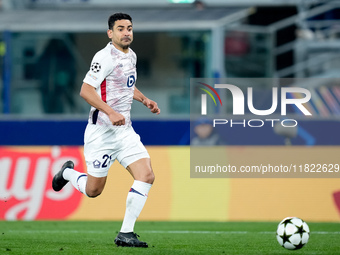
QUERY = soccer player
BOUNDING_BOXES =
[52,13,160,248]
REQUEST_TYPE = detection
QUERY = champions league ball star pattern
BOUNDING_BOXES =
[91,62,101,73]
[276,217,310,250]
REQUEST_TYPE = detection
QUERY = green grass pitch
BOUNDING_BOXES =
[1,221,339,254]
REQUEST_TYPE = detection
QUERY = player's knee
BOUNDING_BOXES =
[85,187,103,198]
[144,170,155,184]
[87,191,102,198]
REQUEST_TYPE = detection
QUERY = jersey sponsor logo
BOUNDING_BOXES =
[127,75,136,88]
[91,62,101,73]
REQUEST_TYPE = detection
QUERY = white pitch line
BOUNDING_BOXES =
[142,230,340,235]
[6,230,340,235]
[7,230,109,234]
[142,231,248,234]
[311,231,340,235]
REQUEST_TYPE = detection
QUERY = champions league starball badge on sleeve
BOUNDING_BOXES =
[91,62,101,73]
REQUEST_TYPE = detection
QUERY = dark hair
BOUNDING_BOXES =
[108,13,132,30]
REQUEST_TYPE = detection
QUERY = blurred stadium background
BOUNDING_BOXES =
[1,0,340,223]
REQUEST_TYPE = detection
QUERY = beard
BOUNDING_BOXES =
[121,44,130,49]
[121,37,132,49]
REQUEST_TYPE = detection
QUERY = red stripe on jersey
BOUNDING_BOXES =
[100,79,107,102]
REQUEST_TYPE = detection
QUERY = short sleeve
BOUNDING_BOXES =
[83,52,113,88]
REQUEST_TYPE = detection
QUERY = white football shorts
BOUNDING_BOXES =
[84,124,150,177]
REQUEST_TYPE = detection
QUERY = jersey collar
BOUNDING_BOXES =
[108,42,131,56]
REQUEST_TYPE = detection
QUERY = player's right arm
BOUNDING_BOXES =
[80,83,125,126]
[82,48,125,126]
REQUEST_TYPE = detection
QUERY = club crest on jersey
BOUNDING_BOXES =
[91,62,101,73]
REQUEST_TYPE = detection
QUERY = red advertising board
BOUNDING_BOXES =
[1,146,339,222]
[0,146,85,220]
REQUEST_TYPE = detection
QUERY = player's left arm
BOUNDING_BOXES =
[133,87,160,115]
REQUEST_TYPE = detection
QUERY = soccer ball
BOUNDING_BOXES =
[276,217,310,250]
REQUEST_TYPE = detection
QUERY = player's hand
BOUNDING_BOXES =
[108,111,125,126]
[143,98,161,115]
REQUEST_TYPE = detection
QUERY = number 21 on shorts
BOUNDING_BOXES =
[102,154,112,168]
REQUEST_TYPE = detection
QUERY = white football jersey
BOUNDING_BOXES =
[83,42,137,127]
